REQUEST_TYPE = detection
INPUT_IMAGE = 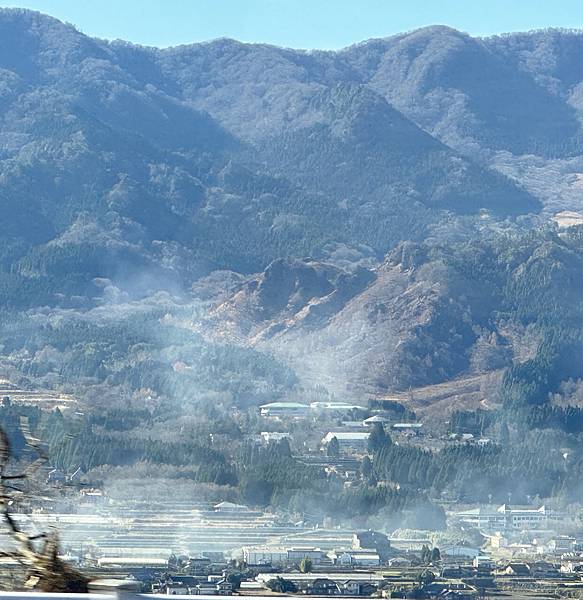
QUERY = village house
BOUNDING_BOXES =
[213,501,250,513]
[363,415,391,427]
[322,431,370,453]
[191,578,233,595]
[472,555,494,570]
[260,401,310,418]
[46,468,66,484]
[498,562,532,576]
[305,577,341,595]
[79,488,104,503]
[329,549,381,566]
[387,556,415,568]
[392,422,423,435]
[241,546,287,565]
[241,545,326,566]
[341,579,378,596]
[287,546,327,564]
[528,560,560,578]
[441,545,482,560]
[423,581,477,600]
[310,402,367,416]
[560,557,583,574]
[547,535,576,554]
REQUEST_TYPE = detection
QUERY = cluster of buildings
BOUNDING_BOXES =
[8,493,583,599]
[258,399,424,457]
[259,401,367,418]
[453,504,565,533]
[10,500,317,569]
[239,530,391,567]
[152,574,234,595]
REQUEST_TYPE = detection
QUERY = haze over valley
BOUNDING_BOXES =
[5,6,583,596]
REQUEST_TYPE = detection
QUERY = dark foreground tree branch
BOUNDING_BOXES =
[0,419,89,592]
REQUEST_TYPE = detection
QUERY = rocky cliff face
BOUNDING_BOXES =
[197,243,495,394]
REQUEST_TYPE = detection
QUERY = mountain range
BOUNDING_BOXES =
[3,9,583,408]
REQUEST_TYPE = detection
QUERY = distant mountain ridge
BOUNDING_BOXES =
[0,8,562,308]
[2,9,583,411]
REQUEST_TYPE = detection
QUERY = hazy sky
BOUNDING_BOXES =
[1,0,583,49]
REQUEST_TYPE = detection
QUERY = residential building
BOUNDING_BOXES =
[529,561,560,578]
[388,537,432,551]
[241,545,326,566]
[341,580,378,596]
[441,545,481,559]
[242,546,288,565]
[260,402,310,418]
[472,555,493,569]
[332,550,381,566]
[260,431,290,444]
[388,557,415,568]
[46,468,66,484]
[311,402,367,416]
[213,501,250,513]
[287,546,327,563]
[499,562,532,576]
[79,488,104,503]
[305,578,341,595]
[363,415,390,427]
[423,582,477,600]
[392,422,423,432]
[454,504,564,531]
[192,578,233,595]
[548,535,575,554]
[322,432,370,453]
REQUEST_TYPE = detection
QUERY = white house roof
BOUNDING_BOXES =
[363,415,390,424]
[323,432,370,442]
[214,501,249,510]
[311,402,366,411]
[392,422,423,429]
[350,553,380,560]
[260,402,309,409]
[97,557,168,566]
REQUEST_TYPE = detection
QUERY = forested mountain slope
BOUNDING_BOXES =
[2,8,583,413]
[4,9,583,520]
[198,226,583,401]
[0,8,560,314]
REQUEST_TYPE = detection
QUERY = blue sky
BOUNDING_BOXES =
[1,0,583,49]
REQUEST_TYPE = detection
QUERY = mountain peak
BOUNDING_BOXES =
[0,7,81,38]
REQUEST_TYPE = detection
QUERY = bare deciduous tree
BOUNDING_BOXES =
[0,419,89,592]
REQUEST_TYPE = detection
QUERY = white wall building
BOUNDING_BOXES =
[332,550,381,566]
[310,402,367,415]
[260,402,310,418]
[322,431,370,453]
[242,546,288,565]
[454,504,564,531]
[260,432,290,444]
[241,545,325,566]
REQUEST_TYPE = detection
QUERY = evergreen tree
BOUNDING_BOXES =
[299,557,313,573]
[266,577,297,593]
[327,436,340,458]
[368,423,391,453]
[361,455,373,479]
